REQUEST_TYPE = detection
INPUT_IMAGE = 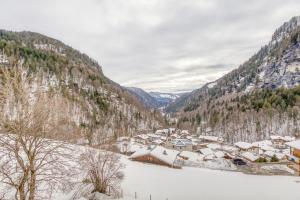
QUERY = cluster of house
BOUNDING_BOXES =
[116,128,300,175]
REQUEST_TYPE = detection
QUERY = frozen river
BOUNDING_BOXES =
[122,158,300,200]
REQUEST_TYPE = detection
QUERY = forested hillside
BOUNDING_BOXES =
[167,16,300,142]
[0,30,162,145]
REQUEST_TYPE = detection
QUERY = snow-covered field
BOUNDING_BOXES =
[121,157,300,200]
[2,139,299,200]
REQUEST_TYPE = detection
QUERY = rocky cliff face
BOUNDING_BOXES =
[0,30,162,144]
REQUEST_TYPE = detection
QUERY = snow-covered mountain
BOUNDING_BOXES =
[167,16,300,113]
[125,87,160,109]
[165,16,300,142]
[125,87,183,109]
[149,92,182,108]
[0,30,162,144]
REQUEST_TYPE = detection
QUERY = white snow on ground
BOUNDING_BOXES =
[261,165,295,174]
[1,138,300,200]
[121,158,300,200]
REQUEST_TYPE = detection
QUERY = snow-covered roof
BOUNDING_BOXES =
[199,135,220,142]
[270,135,295,142]
[204,154,215,160]
[181,130,189,134]
[154,139,164,145]
[130,146,180,167]
[222,145,238,152]
[264,150,275,158]
[155,129,169,134]
[147,133,161,138]
[135,134,149,140]
[234,142,253,150]
[207,143,221,150]
[129,146,151,157]
[199,148,214,156]
[214,151,225,158]
[179,151,204,161]
[286,140,300,150]
[264,151,286,160]
[172,138,192,146]
[252,140,272,147]
[241,152,259,162]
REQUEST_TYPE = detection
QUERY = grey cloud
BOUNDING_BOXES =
[1,0,300,92]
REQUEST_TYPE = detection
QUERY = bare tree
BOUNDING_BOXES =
[73,149,124,199]
[0,66,78,200]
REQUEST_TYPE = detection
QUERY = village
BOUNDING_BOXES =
[116,128,300,176]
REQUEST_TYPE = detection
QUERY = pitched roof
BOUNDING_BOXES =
[199,135,220,142]
[234,142,253,150]
[130,146,180,167]
[199,148,214,156]
[270,135,295,142]
[241,152,259,162]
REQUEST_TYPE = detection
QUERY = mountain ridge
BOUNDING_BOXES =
[0,30,162,144]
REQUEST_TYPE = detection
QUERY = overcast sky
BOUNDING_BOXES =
[1,0,300,93]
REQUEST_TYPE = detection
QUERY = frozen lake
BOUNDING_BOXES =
[122,158,300,200]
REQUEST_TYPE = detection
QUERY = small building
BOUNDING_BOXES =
[286,140,300,174]
[167,138,193,151]
[241,152,259,162]
[270,135,295,149]
[130,146,181,168]
[155,129,169,136]
[234,142,256,153]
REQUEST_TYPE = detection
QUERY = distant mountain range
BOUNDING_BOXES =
[125,87,183,109]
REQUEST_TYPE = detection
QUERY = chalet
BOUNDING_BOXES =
[130,146,181,168]
[167,138,193,151]
[263,151,286,161]
[270,135,295,149]
[252,140,273,154]
[286,140,300,174]
[234,142,256,153]
[241,152,259,162]
[155,129,169,136]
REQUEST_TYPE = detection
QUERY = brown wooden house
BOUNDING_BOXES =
[286,140,300,175]
[130,146,181,168]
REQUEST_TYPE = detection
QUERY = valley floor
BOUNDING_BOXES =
[120,157,300,200]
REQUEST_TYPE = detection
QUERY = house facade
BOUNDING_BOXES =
[286,140,300,175]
